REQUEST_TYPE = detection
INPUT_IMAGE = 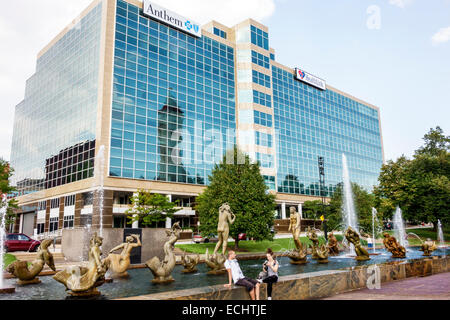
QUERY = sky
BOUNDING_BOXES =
[0,0,449,163]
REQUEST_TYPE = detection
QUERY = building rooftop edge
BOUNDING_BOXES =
[35,0,379,111]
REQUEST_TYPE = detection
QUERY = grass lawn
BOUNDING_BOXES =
[176,235,345,255]
[2,253,17,270]
[387,227,449,246]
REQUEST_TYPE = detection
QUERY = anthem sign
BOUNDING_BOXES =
[143,1,202,38]
[295,68,326,91]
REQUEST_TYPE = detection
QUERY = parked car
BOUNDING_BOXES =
[3,233,41,252]
[193,234,203,244]
[203,234,218,244]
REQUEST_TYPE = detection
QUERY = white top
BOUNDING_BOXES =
[224,259,245,284]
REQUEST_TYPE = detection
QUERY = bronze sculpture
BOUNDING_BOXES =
[307,227,329,263]
[213,203,236,255]
[53,233,108,297]
[180,251,200,273]
[421,238,437,256]
[287,207,308,264]
[327,232,340,256]
[145,222,181,284]
[7,239,56,285]
[103,234,141,278]
[205,248,227,274]
[382,233,406,258]
[345,226,370,261]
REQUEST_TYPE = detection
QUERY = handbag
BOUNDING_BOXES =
[258,270,268,280]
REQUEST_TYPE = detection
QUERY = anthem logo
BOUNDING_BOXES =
[297,69,306,80]
[143,1,202,38]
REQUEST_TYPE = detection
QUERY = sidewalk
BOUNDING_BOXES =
[323,272,450,300]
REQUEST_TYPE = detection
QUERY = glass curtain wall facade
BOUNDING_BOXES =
[10,3,103,195]
[273,66,383,196]
[109,0,236,185]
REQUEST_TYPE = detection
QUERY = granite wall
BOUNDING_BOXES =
[61,228,167,263]
[118,255,449,300]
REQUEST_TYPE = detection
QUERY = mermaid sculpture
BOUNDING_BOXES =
[382,233,406,258]
[421,238,437,256]
[53,233,108,297]
[103,234,141,278]
[180,251,200,273]
[287,207,308,264]
[307,227,329,263]
[7,239,56,285]
[205,248,227,274]
[345,226,370,261]
[327,232,340,256]
[146,222,181,283]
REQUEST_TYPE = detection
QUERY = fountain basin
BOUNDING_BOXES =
[0,247,446,300]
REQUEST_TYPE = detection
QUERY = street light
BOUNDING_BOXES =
[318,156,328,241]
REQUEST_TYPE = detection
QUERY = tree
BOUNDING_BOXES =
[0,159,19,229]
[416,126,450,157]
[327,183,378,234]
[302,200,324,220]
[196,146,276,249]
[375,127,450,229]
[126,190,178,227]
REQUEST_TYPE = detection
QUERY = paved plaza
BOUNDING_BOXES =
[323,272,450,300]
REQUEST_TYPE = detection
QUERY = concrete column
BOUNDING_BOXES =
[281,202,286,220]
[298,203,303,219]
[132,192,139,229]
[74,193,83,228]
[165,194,173,228]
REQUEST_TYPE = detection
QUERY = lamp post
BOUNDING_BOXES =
[318,156,328,241]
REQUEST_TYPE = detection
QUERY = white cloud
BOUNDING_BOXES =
[431,26,450,45]
[388,0,413,8]
[0,0,276,161]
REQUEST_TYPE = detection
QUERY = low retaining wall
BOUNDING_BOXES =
[118,255,449,300]
[61,228,166,263]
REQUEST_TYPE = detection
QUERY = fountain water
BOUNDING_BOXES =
[393,207,407,249]
[437,220,446,249]
[372,208,377,253]
[94,145,106,237]
[342,154,359,233]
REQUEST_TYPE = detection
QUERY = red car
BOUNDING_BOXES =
[3,233,41,252]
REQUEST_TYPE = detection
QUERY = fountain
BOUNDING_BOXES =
[94,145,106,237]
[437,220,446,249]
[146,222,181,283]
[103,234,141,279]
[382,233,406,258]
[0,194,15,294]
[53,232,108,297]
[345,226,370,261]
[408,232,437,256]
[307,228,329,263]
[371,208,377,253]
[180,252,200,273]
[327,232,340,256]
[393,206,407,249]
[205,203,234,273]
[7,239,56,285]
[342,154,359,233]
[287,207,308,265]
